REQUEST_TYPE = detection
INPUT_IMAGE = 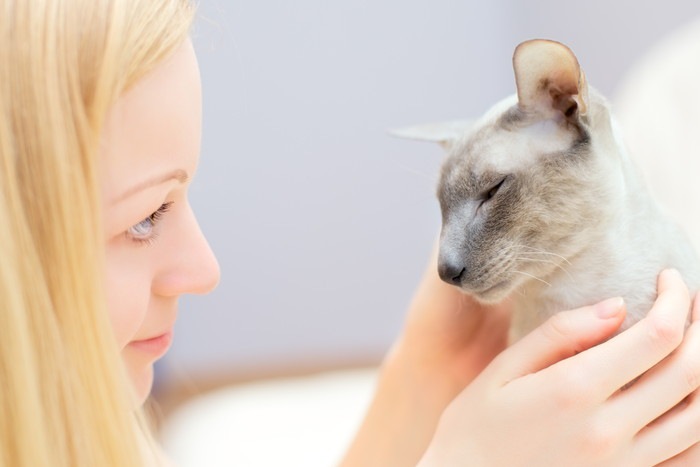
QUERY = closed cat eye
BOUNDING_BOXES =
[486,177,507,200]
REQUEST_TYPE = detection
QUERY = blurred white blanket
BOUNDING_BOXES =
[614,17,700,251]
[160,368,377,467]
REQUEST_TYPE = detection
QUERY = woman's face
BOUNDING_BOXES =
[100,39,220,403]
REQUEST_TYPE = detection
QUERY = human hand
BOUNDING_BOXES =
[341,244,512,467]
[387,243,512,403]
[419,269,700,467]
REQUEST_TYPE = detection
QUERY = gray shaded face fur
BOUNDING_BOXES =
[393,40,605,304]
[437,107,599,303]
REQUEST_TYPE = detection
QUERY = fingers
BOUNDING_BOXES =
[619,290,700,465]
[487,297,626,384]
[630,388,700,465]
[554,269,690,400]
[693,292,700,322]
[655,442,700,467]
[603,317,700,437]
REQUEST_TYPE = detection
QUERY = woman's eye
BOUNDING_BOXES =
[126,202,173,245]
[129,217,155,238]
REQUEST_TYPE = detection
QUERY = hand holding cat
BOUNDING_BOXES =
[418,269,700,466]
[341,245,513,466]
[391,243,512,398]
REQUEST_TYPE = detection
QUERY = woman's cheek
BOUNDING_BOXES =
[104,248,152,349]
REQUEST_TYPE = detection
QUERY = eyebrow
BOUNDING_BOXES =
[112,169,189,204]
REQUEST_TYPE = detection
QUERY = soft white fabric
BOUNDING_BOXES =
[160,368,377,467]
[614,17,700,252]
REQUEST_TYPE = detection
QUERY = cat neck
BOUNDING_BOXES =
[510,132,671,339]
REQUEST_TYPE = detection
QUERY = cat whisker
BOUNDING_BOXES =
[515,256,574,281]
[515,256,562,267]
[517,246,572,266]
[513,269,552,288]
[513,287,527,299]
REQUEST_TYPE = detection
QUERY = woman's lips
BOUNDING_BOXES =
[128,331,173,358]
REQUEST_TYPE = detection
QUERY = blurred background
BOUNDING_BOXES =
[155,0,700,409]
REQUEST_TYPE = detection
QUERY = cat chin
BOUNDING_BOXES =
[463,279,514,305]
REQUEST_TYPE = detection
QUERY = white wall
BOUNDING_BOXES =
[157,0,700,387]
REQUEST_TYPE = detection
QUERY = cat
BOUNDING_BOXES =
[393,39,700,342]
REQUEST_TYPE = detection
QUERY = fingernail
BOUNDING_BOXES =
[596,297,625,318]
[663,268,681,280]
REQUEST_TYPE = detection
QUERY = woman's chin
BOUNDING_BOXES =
[127,363,155,406]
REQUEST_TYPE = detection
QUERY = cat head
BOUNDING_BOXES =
[394,39,617,303]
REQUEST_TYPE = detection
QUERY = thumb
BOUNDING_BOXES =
[486,297,626,384]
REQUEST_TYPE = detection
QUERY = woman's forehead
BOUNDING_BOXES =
[100,39,201,204]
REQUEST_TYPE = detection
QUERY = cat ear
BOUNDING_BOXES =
[388,120,474,149]
[513,39,589,119]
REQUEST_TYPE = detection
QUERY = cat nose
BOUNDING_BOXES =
[438,260,466,286]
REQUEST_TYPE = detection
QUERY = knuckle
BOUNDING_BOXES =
[646,314,683,352]
[579,420,623,459]
[682,362,700,393]
[541,312,573,344]
[550,370,593,410]
[677,334,700,391]
[679,359,700,394]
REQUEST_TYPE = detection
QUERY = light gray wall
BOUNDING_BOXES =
[158,0,700,386]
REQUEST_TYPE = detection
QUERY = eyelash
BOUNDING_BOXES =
[125,202,173,246]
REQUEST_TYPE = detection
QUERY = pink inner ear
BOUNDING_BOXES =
[513,39,587,117]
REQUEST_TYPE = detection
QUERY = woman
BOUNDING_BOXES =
[1,1,699,466]
[0,1,207,465]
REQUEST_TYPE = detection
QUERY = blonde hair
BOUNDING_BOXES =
[0,1,194,465]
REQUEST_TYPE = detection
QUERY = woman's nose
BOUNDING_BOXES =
[152,205,220,297]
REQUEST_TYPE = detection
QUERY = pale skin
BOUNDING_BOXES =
[100,39,220,403]
[99,39,700,464]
